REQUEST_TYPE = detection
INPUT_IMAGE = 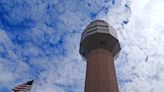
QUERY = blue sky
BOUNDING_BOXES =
[0,0,164,92]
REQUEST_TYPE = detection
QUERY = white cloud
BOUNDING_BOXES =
[0,62,13,83]
[1,0,164,92]
[1,0,113,91]
[34,84,65,92]
[112,0,164,92]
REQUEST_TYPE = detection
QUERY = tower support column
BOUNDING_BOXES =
[85,48,119,92]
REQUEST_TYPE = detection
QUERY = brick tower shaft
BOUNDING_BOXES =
[85,48,119,92]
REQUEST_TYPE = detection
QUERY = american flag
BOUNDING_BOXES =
[12,80,34,92]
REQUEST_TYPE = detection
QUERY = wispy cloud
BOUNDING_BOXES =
[113,0,164,92]
[0,0,127,92]
[1,0,163,92]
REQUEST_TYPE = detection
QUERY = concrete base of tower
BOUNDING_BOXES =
[85,48,119,92]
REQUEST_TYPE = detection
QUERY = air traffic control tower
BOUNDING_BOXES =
[79,20,121,92]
